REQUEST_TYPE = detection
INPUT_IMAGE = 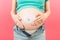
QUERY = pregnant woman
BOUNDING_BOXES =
[11,0,50,40]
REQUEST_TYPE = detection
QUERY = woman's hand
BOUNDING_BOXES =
[11,12,24,29]
[31,13,48,26]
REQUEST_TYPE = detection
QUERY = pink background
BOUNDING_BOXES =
[0,0,60,40]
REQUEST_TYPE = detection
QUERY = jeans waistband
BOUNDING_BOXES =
[15,25,44,37]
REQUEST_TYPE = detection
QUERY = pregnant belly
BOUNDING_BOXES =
[17,8,43,30]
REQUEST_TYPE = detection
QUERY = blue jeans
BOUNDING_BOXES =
[14,25,46,40]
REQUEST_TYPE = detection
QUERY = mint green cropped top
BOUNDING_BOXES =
[16,0,48,12]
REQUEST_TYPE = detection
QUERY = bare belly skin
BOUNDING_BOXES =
[17,8,43,30]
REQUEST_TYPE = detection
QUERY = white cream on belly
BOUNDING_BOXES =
[20,12,35,24]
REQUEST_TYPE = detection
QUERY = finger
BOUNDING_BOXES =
[36,18,43,22]
[16,19,24,29]
[35,19,43,24]
[34,18,43,24]
[37,19,43,24]
[34,16,42,22]
[17,15,22,21]
[35,14,41,17]
[31,19,42,26]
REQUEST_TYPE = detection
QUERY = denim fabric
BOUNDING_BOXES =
[14,25,46,40]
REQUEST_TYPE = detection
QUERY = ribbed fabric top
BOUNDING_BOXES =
[16,0,48,12]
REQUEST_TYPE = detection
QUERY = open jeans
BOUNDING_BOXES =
[14,25,46,40]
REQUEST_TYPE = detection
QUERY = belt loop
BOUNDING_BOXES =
[16,25,18,30]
